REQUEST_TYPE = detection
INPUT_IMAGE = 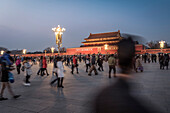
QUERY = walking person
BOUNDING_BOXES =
[85,54,91,72]
[108,54,116,78]
[135,56,143,72]
[159,54,165,70]
[0,51,21,100]
[164,54,169,70]
[37,56,44,76]
[66,55,70,66]
[57,57,64,88]
[50,56,58,86]
[147,54,151,63]
[23,57,33,86]
[143,54,147,63]
[97,55,104,71]
[88,54,98,76]
[15,57,21,74]
[71,55,79,74]
[42,57,49,76]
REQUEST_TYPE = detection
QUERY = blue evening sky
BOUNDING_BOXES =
[0,0,170,51]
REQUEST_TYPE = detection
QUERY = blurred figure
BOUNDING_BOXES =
[108,54,116,78]
[0,51,21,100]
[15,56,21,74]
[95,38,158,113]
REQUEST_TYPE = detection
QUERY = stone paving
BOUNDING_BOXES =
[0,61,170,113]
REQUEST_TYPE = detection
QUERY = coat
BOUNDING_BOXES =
[43,58,47,68]
[57,61,64,77]
[108,56,116,66]
[15,59,21,66]
[24,62,32,76]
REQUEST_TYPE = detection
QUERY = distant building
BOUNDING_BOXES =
[67,30,144,55]
[81,30,122,47]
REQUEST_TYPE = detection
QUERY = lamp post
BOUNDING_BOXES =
[45,50,47,56]
[159,40,165,52]
[1,50,4,55]
[52,25,66,55]
[23,49,27,55]
[51,47,55,56]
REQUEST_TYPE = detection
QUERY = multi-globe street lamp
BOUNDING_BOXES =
[45,50,47,56]
[51,47,55,56]
[23,49,27,55]
[104,44,109,50]
[104,44,109,55]
[1,50,4,55]
[159,40,165,49]
[52,25,66,55]
[159,40,165,52]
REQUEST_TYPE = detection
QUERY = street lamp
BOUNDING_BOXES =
[23,49,27,54]
[159,40,165,49]
[51,47,55,56]
[104,44,109,54]
[45,50,47,56]
[52,25,66,55]
[1,50,4,55]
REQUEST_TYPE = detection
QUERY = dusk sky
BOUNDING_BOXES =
[0,0,170,51]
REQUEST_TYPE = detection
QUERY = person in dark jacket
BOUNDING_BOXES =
[159,54,165,70]
[97,55,104,71]
[164,54,169,70]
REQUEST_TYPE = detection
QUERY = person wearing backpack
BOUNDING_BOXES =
[108,54,116,78]
[0,51,21,100]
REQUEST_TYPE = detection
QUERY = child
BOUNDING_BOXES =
[23,57,33,86]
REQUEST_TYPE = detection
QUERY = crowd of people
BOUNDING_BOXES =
[0,49,169,101]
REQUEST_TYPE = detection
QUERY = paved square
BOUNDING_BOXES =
[0,62,170,113]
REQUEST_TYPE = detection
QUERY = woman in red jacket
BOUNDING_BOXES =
[42,57,49,76]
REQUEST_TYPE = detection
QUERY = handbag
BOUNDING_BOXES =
[8,72,14,83]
